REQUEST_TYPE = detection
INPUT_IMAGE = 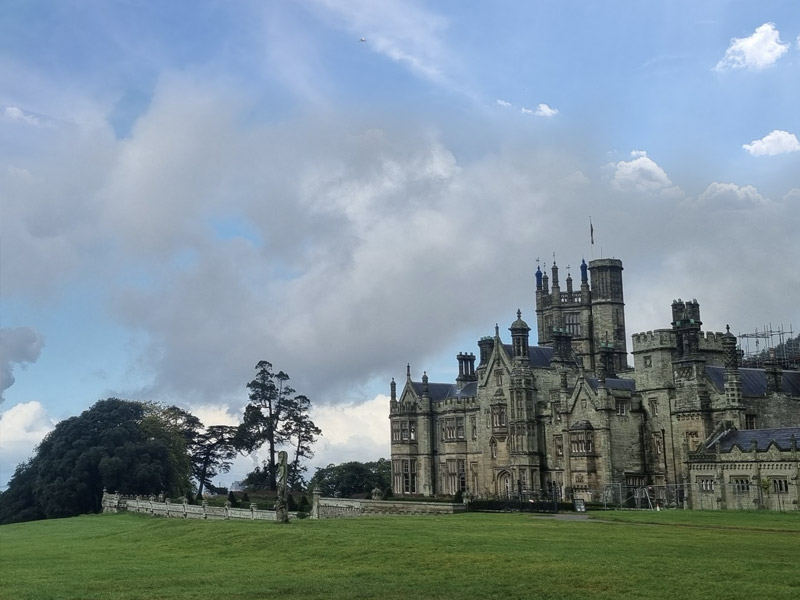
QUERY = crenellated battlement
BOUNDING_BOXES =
[631,329,674,351]
[698,331,726,350]
[436,395,479,409]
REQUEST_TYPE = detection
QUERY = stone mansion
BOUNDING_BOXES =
[389,258,800,509]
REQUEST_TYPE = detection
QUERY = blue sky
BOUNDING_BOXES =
[1,1,799,490]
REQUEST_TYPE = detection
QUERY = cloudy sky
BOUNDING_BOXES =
[1,1,799,490]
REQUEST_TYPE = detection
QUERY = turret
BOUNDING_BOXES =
[672,298,703,357]
[722,325,742,407]
[509,310,530,360]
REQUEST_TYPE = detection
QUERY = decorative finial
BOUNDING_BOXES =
[406,363,410,378]
[495,323,500,336]
[517,309,522,319]
[726,324,730,333]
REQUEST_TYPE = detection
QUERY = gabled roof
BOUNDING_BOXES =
[408,381,477,402]
[706,427,800,453]
[705,366,800,397]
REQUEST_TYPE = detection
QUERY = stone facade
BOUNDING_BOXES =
[390,258,800,509]
[686,427,799,510]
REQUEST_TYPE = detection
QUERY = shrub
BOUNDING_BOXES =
[287,494,297,511]
[298,495,310,512]
[227,491,239,508]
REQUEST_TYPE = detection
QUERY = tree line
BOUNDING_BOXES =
[0,361,324,524]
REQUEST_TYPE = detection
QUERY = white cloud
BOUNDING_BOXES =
[308,0,452,85]
[782,188,800,202]
[0,328,45,404]
[4,106,41,126]
[610,150,683,197]
[188,404,241,428]
[0,401,54,445]
[742,130,800,156]
[520,103,559,117]
[0,401,55,488]
[696,182,767,209]
[715,23,789,70]
[496,99,511,107]
[534,103,558,117]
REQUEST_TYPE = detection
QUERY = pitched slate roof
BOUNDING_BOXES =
[586,377,636,392]
[408,381,477,401]
[705,427,800,453]
[705,366,800,397]
[500,343,553,367]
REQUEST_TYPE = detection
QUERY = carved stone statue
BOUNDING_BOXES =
[274,450,290,523]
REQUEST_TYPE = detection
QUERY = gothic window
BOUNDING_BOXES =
[458,460,466,492]
[456,417,465,439]
[616,400,627,416]
[570,431,592,454]
[494,370,504,387]
[392,421,401,442]
[626,475,645,488]
[745,414,756,430]
[492,405,507,428]
[772,478,789,494]
[554,435,563,456]
[643,355,652,368]
[697,477,714,493]
[401,421,409,441]
[409,421,416,441]
[393,459,417,494]
[648,398,658,416]
[470,415,477,440]
[731,478,750,493]
[565,312,581,336]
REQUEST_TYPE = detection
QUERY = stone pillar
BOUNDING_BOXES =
[311,489,321,519]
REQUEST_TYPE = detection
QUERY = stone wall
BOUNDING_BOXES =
[102,493,285,521]
[314,495,466,518]
[101,491,466,521]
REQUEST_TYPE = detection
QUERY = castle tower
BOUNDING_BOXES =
[536,257,627,374]
[588,258,627,373]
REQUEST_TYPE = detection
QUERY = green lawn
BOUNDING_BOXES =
[1,511,798,600]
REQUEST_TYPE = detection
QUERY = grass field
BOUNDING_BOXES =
[1,510,798,600]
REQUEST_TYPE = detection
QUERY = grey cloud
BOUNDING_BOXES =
[0,328,45,403]
[3,76,798,415]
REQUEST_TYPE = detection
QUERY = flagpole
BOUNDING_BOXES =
[589,216,594,259]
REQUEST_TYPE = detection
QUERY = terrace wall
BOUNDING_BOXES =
[101,491,466,520]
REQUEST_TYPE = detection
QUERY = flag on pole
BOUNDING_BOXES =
[590,217,594,245]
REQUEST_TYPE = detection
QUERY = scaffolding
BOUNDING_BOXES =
[738,324,799,370]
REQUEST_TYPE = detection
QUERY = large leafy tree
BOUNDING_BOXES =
[236,361,321,491]
[0,398,192,524]
[193,425,238,497]
[308,459,391,498]
[157,406,237,497]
